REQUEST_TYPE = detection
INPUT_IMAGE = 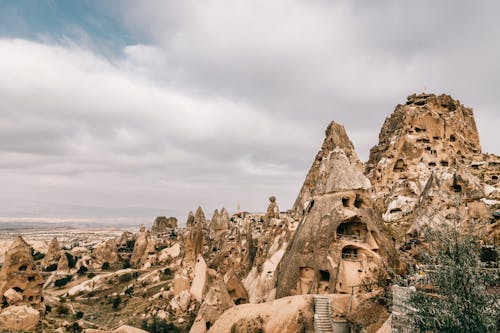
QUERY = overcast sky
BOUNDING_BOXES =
[0,0,499,225]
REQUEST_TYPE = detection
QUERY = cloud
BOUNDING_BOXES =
[0,0,499,222]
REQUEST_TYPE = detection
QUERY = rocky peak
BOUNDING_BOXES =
[366,93,495,236]
[276,121,396,298]
[186,211,195,227]
[195,206,207,225]
[292,121,369,217]
[151,216,178,234]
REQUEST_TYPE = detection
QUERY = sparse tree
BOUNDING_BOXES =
[409,224,499,332]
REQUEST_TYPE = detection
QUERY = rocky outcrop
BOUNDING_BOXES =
[195,206,207,225]
[184,208,205,264]
[208,295,315,333]
[0,236,44,309]
[276,122,396,298]
[0,237,44,331]
[130,225,149,268]
[0,304,40,331]
[41,237,61,270]
[210,208,230,232]
[93,238,121,265]
[151,216,178,234]
[265,196,280,225]
[292,122,369,218]
[189,274,234,333]
[365,93,498,240]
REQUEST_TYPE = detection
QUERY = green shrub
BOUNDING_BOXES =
[141,316,181,333]
[44,263,58,272]
[122,259,131,269]
[54,275,72,288]
[119,273,133,283]
[112,295,121,310]
[409,225,499,333]
[65,252,77,268]
[31,248,45,261]
[55,305,69,316]
[77,266,88,275]
[101,262,110,270]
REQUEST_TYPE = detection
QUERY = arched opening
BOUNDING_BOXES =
[319,270,330,293]
[342,246,358,259]
[393,159,405,172]
[337,219,367,242]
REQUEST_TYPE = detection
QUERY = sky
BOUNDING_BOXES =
[0,0,499,225]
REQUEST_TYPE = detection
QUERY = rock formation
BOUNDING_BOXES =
[276,122,396,298]
[93,238,121,265]
[151,216,178,234]
[209,208,230,232]
[184,221,204,264]
[0,236,44,331]
[195,206,207,225]
[265,196,280,225]
[130,224,149,268]
[41,237,61,270]
[292,122,370,218]
[365,93,498,240]
[0,236,44,308]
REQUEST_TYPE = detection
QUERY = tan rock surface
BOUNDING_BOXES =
[276,122,396,298]
[0,304,40,331]
[0,236,44,310]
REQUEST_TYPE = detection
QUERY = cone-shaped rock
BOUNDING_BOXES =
[0,236,44,310]
[292,122,370,218]
[276,122,395,298]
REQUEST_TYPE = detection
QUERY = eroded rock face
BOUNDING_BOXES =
[189,274,234,333]
[292,122,369,219]
[276,122,396,298]
[93,238,120,265]
[209,208,229,232]
[130,225,149,268]
[365,93,498,239]
[151,216,178,234]
[41,237,61,270]
[0,236,44,310]
[265,196,280,224]
[184,223,204,264]
[0,304,40,331]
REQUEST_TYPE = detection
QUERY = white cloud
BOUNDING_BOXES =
[1,0,499,221]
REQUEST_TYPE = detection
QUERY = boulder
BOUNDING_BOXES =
[0,305,40,331]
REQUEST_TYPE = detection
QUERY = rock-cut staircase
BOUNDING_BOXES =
[314,296,334,333]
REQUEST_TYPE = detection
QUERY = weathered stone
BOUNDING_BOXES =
[0,305,40,331]
[276,122,396,298]
[41,237,61,270]
[93,239,120,265]
[265,196,280,224]
[0,236,44,311]
[151,216,178,234]
[3,288,23,305]
[130,225,149,268]
[365,93,498,240]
